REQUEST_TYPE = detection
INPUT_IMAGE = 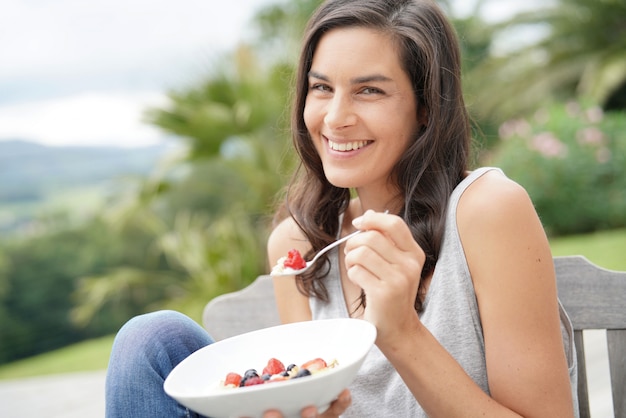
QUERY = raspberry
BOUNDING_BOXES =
[243,376,265,386]
[262,357,285,376]
[224,372,241,387]
[283,249,306,269]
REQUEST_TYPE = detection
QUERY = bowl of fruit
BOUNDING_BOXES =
[164,318,376,418]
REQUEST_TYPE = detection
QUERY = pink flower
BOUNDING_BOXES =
[577,127,605,146]
[499,118,531,140]
[529,132,568,158]
[585,107,604,124]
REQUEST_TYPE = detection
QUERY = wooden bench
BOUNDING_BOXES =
[202,255,626,418]
[554,256,626,418]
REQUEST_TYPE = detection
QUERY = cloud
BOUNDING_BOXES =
[0,0,273,147]
[0,91,171,147]
[0,0,267,83]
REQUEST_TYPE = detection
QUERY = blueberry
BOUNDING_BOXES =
[294,368,311,378]
[240,369,259,386]
[280,371,290,377]
[261,373,271,381]
[286,364,297,372]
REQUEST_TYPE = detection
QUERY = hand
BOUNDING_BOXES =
[261,389,351,418]
[344,210,425,341]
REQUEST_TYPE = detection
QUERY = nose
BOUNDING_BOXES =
[323,92,357,130]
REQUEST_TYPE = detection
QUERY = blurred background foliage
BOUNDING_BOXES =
[485,102,626,236]
[0,0,625,365]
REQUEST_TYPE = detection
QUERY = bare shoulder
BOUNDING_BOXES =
[457,168,553,288]
[458,169,532,225]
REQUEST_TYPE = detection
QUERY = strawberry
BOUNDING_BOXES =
[300,358,327,373]
[284,249,306,270]
[262,357,285,376]
[224,372,242,387]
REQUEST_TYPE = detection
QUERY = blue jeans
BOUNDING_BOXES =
[105,310,214,418]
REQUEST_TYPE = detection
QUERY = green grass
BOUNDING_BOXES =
[0,335,114,380]
[549,228,626,271]
[0,229,624,381]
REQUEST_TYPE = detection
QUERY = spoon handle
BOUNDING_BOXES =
[310,229,362,264]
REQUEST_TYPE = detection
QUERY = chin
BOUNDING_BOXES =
[322,165,368,189]
[325,175,361,189]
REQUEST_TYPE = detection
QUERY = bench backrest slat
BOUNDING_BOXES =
[555,256,625,418]
[202,274,278,341]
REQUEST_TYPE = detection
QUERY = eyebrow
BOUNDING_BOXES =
[308,71,393,84]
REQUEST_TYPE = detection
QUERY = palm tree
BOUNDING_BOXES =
[72,29,299,325]
[466,0,626,123]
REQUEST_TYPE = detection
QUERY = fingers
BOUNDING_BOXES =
[346,210,425,279]
[352,210,419,254]
[262,410,283,418]
[262,389,351,418]
[344,210,425,328]
[320,389,352,417]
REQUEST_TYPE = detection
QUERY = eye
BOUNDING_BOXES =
[310,83,332,93]
[360,87,384,95]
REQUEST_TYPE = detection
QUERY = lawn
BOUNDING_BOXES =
[0,229,624,380]
[0,335,115,380]
[549,228,626,271]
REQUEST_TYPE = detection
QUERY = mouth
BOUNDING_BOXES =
[327,139,372,152]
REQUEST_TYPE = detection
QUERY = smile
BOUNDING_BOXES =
[328,139,370,152]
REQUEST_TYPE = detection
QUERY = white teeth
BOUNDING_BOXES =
[328,140,368,151]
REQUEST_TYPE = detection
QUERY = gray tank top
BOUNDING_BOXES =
[310,167,578,417]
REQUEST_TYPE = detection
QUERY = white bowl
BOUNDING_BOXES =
[164,318,376,418]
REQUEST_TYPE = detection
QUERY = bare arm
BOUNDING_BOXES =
[267,217,312,324]
[460,171,574,416]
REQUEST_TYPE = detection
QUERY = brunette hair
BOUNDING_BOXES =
[276,0,470,312]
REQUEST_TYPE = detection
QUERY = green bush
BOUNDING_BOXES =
[485,102,626,236]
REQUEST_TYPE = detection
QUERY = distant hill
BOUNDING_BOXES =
[0,139,174,233]
[0,140,170,202]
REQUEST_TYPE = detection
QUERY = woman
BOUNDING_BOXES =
[106,0,578,417]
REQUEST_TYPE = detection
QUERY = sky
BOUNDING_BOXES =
[0,0,542,148]
[0,0,275,148]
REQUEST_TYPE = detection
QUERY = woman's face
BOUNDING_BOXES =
[303,26,420,194]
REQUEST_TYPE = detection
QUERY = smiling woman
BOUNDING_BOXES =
[105,1,579,417]
[303,27,420,191]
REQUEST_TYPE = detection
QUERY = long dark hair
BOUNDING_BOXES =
[275,0,470,313]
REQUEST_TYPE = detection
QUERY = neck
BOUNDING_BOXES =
[352,187,403,216]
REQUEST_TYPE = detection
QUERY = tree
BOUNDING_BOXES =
[466,0,626,123]
[0,217,164,363]
[71,43,299,325]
